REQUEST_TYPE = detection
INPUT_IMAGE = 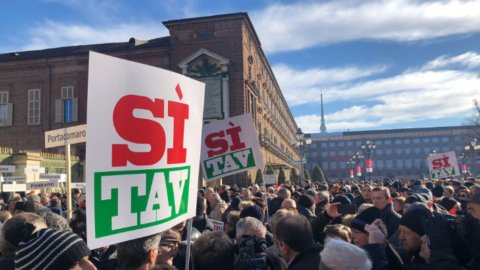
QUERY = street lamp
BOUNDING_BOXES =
[346,158,355,179]
[361,141,376,180]
[471,138,477,178]
[460,152,467,177]
[353,152,364,179]
[296,128,312,185]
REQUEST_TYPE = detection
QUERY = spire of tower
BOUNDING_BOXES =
[320,92,327,133]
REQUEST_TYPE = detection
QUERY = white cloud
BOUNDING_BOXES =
[22,20,168,51]
[421,51,480,70]
[252,0,480,53]
[273,64,387,106]
[291,52,480,133]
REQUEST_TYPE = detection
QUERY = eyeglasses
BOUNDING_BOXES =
[160,242,178,251]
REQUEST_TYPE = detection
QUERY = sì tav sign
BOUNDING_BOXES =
[201,113,263,182]
[85,52,205,249]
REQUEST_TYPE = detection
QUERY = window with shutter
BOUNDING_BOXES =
[59,86,77,123]
[0,91,8,126]
[27,89,41,125]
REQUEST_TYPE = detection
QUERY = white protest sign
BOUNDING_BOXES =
[24,167,45,174]
[71,182,86,189]
[40,173,66,182]
[26,180,59,190]
[211,220,224,232]
[45,124,87,148]
[86,51,205,249]
[2,183,26,192]
[1,176,26,182]
[200,114,264,182]
[263,174,276,185]
[427,151,460,178]
[0,165,15,173]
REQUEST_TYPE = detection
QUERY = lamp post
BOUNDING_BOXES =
[460,152,467,177]
[361,141,376,180]
[471,138,477,178]
[353,152,364,179]
[296,128,312,185]
[346,158,355,179]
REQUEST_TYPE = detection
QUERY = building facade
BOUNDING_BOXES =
[306,126,478,180]
[0,13,300,185]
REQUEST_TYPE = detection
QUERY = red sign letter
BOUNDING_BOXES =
[112,95,166,166]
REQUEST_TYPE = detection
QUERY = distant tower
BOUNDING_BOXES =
[320,92,327,133]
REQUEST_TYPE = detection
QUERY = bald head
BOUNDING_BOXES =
[281,199,297,211]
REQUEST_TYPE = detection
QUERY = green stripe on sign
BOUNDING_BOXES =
[203,148,256,179]
[94,166,190,238]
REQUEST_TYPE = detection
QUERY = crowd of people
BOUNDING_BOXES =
[0,176,480,270]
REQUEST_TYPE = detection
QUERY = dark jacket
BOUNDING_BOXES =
[268,197,284,217]
[379,203,401,237]
[297,206,316,222]
[287,244,322,270]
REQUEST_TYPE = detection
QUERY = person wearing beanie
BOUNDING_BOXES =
[404,194,427,212]
[439,197,460,215]
[350,207,381,247]
[331,194,351,205]
[398,203,434,265]
[15,228,94,270]
[432,185,444,199]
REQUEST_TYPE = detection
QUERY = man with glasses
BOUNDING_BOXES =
[156,229,181,267]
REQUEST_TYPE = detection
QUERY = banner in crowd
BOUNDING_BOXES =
[427,151,460,178]
[211,220,224,231]
[263,174,276,185]
[26,180,59,190]
[200,113,263,182]
[85,52,205,249]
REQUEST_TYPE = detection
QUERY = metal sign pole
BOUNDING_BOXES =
[185,218,193,270]
[66,144,72,220]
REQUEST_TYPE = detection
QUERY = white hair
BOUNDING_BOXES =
[320,238,372,270]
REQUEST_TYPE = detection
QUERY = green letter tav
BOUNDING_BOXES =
[204,148,256,178]
[94,166,190,238]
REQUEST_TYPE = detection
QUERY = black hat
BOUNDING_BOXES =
[297,194,315,209]
[405,194,427,205]
[350,207,381,233]
[399,204,432,236]
[240,205,264,221]
[15,228,90,270]
[432,185,444,198]
[229,185,240,192]
[439,197,458,211]
[332,194,351,205]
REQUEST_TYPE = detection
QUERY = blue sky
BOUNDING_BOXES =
[2,0,480,133]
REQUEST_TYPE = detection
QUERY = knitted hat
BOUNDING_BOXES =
[332,194,351,205]
[405,194,427,205]
[350,207,381,233]
[399,204,432,236]
[439,197,458,211]
[414,187,432,201]
[28,195,41,204]
[15,228,90,270]
[297,194,315,209]
[239,205,264,221]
